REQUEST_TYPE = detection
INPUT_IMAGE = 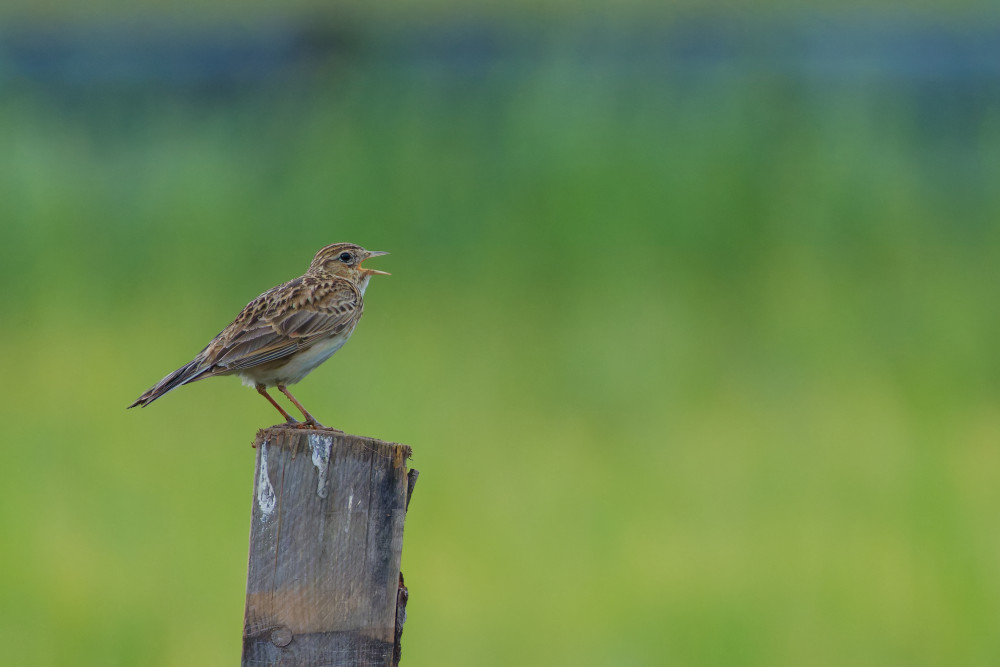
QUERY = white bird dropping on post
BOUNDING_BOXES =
[256,439,276,520]
[309,433,333,498]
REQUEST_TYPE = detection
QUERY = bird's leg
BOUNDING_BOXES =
[277,384,324,428]
[256,384,298,424]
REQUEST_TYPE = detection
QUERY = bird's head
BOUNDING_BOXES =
[309,243,390,284]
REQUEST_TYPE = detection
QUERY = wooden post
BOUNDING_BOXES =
[242,426,417,667]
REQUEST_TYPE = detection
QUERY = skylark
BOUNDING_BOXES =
[128,243,389,427]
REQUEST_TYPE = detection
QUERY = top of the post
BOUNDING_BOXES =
[253,425,412,470]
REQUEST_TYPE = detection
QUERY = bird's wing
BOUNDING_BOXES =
[202,276,363,373]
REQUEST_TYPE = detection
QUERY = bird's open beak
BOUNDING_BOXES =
[362,251,391,276]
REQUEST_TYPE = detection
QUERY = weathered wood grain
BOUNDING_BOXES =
[242,426,415,667]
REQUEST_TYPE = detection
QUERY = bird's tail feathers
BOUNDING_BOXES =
[127,358,213,409]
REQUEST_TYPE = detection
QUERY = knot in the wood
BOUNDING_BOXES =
[270,626,293,648]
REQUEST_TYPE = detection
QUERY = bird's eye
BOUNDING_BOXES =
[339,252,353,263]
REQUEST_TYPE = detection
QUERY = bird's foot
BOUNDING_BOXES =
[282,419,325,430]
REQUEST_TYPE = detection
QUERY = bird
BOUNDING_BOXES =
[128,243,389,428]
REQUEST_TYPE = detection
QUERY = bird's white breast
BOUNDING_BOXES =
[239,333,352,387]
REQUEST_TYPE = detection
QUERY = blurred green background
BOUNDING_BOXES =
[2,3,1000,666]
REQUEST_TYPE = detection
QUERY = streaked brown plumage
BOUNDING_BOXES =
[128,243,389,427]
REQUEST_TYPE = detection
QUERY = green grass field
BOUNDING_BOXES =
[1,53,999,666]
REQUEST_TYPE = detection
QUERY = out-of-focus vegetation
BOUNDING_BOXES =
[1,13,1000,667]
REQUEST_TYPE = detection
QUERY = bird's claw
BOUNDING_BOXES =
[280,419,325,430]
